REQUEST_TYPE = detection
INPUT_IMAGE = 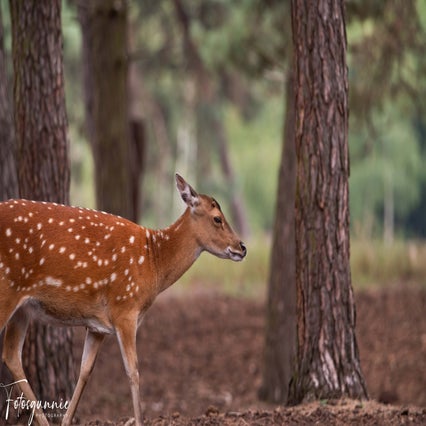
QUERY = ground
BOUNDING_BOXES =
[70,285,426,425]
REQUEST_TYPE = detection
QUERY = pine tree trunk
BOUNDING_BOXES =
[78,0,132,219]
[288,0,368,403]
[0,3,18,420]
[9,0,74,421]
[259,73,297,403]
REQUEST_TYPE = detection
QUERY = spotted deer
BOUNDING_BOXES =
[0,174,246,426]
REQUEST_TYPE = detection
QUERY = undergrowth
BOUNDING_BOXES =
[176,237,426,297]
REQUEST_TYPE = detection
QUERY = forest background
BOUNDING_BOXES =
[2,0,426,294]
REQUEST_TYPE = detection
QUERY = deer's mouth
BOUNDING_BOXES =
[226,246,246,262]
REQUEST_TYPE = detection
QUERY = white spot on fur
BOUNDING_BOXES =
[39,258,45,265]
[59,247,66,254]
[138,256,144,265]
[45,276,62,287]
[5,228,12,237]
[129,235,135,244]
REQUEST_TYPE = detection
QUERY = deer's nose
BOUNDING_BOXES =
[240,242,247,257]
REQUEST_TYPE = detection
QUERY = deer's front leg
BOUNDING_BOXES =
[62,330,104,426]
[116,317,142,426]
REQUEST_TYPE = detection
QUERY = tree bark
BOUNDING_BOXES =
[78,0,132,219]
[11,1,70,203]
[9,0,74,420]
[259,72,297,403]
[288,0,368,403]
[0,3,18,420]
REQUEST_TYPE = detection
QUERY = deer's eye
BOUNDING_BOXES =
[214,216,222,225]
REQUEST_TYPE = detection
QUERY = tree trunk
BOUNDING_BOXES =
[0,3,18,420]
[259,72,297,403]
[288,0,368,403]
[9,0,74,420]
[78,0,132,219]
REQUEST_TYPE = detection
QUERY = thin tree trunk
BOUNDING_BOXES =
[288,0,368,403]
[211,107,250,237]
[78,0,132,219]
[259,72,297,403]
[9,0,74,421]
[174,78,198,217]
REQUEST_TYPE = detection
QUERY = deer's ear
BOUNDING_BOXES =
[175,174,200,208]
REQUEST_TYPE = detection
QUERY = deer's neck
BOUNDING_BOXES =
[147,209,201,294]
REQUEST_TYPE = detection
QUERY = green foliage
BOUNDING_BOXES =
[349,103,424,236]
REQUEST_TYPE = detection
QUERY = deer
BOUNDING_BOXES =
[0,174,246,426]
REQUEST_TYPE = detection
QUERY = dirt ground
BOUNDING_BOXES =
[45,285,419,424]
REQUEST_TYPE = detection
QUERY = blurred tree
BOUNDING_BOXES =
[259,72,297,403]
[8,0,74,419]
[77,0,133,220]
[128,18,147,223]
[0,2,17,200]
[172,0,250,236]
[288,0,368,403]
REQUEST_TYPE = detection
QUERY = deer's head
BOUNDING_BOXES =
[176,174,247,261]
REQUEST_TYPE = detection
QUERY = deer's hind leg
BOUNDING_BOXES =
[2,307,49,426]
[0,282,21,333]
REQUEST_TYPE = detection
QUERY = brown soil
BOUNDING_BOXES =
[75,286,424,424]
